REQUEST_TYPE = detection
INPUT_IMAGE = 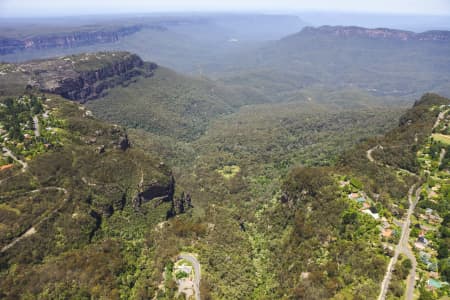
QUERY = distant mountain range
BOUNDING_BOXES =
[299,25,450,41]
[219,25,450,102]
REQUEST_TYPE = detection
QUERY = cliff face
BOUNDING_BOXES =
[2,52,157,102]
[0,38,25,55]
[0,25,165,55]
[300,26,450,41]
[133,176,176,210]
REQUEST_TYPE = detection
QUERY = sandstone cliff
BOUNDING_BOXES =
[1,52,157,102]
[0,25,165,55]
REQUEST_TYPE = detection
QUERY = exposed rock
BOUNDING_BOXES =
[299,26,450,41]
[280,192,289,203]
[186,193,193,208]
[118,134,130,151]
[1,52,157,102]
[88,210,102,241]
[170,191,193,216]
[86,137,97,144]
[96,145,105,154]
[133,176,175,210]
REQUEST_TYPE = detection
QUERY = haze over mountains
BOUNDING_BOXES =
[1,8,450,300]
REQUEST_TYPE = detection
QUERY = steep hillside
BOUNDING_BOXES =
[1,52,268,141]
[85,66,268,140]
[0,93,193,299]
[257,94,450,299]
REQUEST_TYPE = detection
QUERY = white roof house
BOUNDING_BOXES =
[176,264,192,275]
[362,209,380,220]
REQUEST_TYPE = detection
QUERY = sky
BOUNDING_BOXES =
[1,0,450,18]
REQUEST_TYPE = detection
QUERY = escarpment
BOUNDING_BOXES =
[0,24,166,55]
[0,52,157,102]
[133,175,175,210]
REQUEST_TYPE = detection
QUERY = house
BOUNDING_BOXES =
[429,271,439,279]
[415,235,429,250]
[0,164,13,171]
[420,251,431,263]
[348,193,359,200]
[428,214,441,225]
[418,235,429,245]
[362,202,371,209]
[362,208,380,220]
[176,264,192,276]
[429,190,438,198]
[415,241,426,250]
[382,228,393,238]
[339,181,349,187]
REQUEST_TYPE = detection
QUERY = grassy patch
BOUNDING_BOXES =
[0,204,21,215]
[217,165,241,179]
[432,133,450,145]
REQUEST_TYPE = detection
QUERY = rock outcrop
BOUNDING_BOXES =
[133,176,176,210]
[172,192,193,215]
[1,52,157,102]
[299,26,450,41]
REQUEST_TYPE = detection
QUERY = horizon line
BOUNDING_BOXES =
[2,9,450,19]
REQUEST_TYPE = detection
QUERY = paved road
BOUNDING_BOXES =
[179,253,201,300]
[378,184,418,300]
[367,145,418,177]
[2,147,28,172]
[367,146,378,162]
[432,109,449,130]
[439,149,446,168]
[403,186,421,300]
[371,108,448,299]
[33,116,40,137]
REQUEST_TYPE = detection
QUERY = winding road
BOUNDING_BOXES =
[367,145,378,162]
[432,109,449,130]
[2,147,28,172]
[367,144,418,177]
[179,253,201,300]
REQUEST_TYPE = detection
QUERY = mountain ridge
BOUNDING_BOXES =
[0,51,157,102]
[297,25,450,41]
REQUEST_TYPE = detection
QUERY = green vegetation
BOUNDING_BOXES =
[176,271,189,279]
[0,93,177,300]
[0,95,65,161]
[1,41,450,299]
[86,67,261,140]
[432,133,450,145]
[410,103,450,299]
[217,165,240,179]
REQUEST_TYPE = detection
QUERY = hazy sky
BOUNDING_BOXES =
[1,0,450,17]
